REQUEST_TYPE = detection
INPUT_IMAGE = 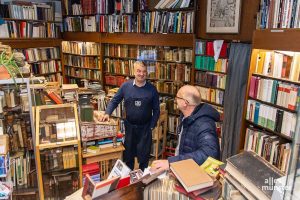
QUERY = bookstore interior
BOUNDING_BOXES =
[0,0,300,199]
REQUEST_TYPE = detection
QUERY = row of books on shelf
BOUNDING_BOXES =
[8,151,37,188]
[65,67,102,81]
[257,0,300,29]
[104,58,135,75]
[40,147,78,172]
[44,73,62,83]
[104,44,193,63]
[168,115,180,134]
[39,120,77,144]
[62,41,101,55]
[105,59,191,82]
[10,120,33,151]
[154,80,183,95]
[249,75,300,111]
[161,96,180,115]
[104,43,137,58]
[195,40,228,57]
[63,0,138,16]
[196,86,224,106]
[86,138,122,153]
[22,47,60,62]
[140,11,194,33]
[195,71,227,90]
[31,60,62,75]
[154,0,193,9]
[254,50,300,81]
[195,56,228,73]
[246,99,296,138]
[244,128,291,173]
[0,21,61,38]
[147,62,191,82]
[63,14,138,33]
[105,75,127,87]
[64,54,101,69]
[0,2,55,21]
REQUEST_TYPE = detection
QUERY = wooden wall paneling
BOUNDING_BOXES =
[101,33,194,47]
[253,29,300,52]
[196,0,260,42]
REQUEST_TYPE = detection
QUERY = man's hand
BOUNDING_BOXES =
[98,114,109,122]
[150,160,169,174]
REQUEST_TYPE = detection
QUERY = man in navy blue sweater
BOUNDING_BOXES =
[150,85,220,172]
[99,61,160,171]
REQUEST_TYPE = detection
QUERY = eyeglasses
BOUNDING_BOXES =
[175,96,189,104]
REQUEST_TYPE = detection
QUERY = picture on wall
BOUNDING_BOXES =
[206,0,242,33]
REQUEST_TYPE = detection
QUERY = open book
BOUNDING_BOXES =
[81,174,120,199]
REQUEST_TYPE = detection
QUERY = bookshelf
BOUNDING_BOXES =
[0,78,38,199]
[61,0,139,33]
[230,29,300,200]
[62,41,102,86]
[193,39,229,149]
[0,2,61,39]
[242,31,300,174]
[35,103,82,200]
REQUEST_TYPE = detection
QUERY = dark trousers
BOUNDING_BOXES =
[123,121,152,171]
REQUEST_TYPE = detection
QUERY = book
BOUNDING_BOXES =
[86,146,99,154]
[170,159,214,192]
[107,159,131,179]
[225,151,282,200]
[81,174,120,199]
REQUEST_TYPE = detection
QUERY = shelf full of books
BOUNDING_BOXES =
[62,0,139,33]
[62,41,102,86]
[256,0,300,29]
[103,43,193,86]
[34,103,82,200]
[243,48,300,175]
[0,78,38,198]
[17,47,63,83]
[193,39,229,144]
[0,1,61,39]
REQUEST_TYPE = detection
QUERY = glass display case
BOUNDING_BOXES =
[35,103,82,200]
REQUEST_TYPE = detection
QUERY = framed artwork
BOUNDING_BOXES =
[206,0,242,33]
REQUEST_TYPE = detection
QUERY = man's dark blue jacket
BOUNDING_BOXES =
[168,103,220,165]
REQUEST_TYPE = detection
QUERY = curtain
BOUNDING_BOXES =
[221,42,252,161]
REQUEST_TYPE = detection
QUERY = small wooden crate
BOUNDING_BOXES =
[80,120,118,142]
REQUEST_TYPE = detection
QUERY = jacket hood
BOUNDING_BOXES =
[188,103,220,123]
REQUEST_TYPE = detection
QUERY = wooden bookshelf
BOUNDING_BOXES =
[238,29,300,180]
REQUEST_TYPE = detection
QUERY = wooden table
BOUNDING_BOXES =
[95,182,144,200]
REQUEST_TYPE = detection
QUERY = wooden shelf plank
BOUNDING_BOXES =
[253,29,300,52]
[82,145,125,158]
[1,38,62,48]
[101,33,194,47]
[38,140,78,150]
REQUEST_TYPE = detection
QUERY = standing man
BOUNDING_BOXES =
[150,85,220,172]
[99,61,160,171]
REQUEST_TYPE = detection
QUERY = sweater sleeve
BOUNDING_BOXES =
[105,85,124,115]
[167,124,220,165]
[150,87,160,129]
